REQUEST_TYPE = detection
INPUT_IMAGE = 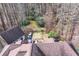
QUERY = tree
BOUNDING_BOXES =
[0,12,6,30]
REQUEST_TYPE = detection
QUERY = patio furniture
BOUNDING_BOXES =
[0,26,25,44]
[0,26,26,52]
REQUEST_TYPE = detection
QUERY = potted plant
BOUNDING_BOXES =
[48,31,60,42]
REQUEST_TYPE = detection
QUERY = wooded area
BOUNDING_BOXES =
[0,3,79,42]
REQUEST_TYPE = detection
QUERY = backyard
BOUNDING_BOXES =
[0,3,79,56]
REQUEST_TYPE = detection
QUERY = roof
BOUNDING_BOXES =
[0,44,32,56]
[0,42,77,56]
[0,26,24,44]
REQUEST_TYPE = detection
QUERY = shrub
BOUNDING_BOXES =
[20,20,30,27]
[48,31,59,38]
[27,7,36,20]
[35,17,45,27]
[27,16,34,20]
[25,7,45,27]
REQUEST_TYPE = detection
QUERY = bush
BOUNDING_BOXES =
[25,7,45,27]
[27,7,36,21]
[48,31,59,38]
[20,20,30,27]
[27,16,34,20]
[35,17,45,27]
